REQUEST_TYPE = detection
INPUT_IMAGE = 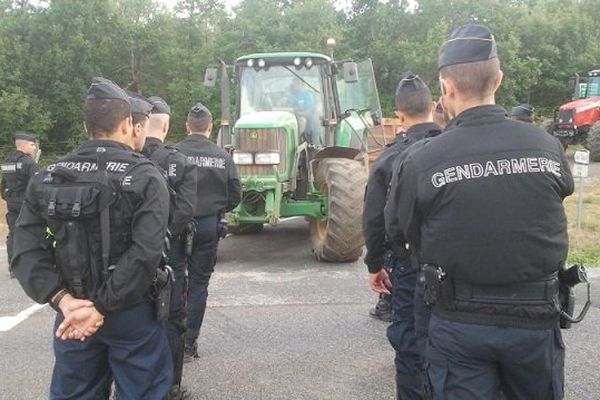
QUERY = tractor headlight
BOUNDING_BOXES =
[255,152,280,165]
[305,57,313,68]
[293,57,302,66]
[258,58,266,68]
[246,59,254,67]
[233,152,253,165]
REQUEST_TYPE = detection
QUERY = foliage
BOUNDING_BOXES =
[2,0,600,154]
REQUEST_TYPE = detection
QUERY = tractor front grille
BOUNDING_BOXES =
[558,109,574,126]
[235,128,287,175]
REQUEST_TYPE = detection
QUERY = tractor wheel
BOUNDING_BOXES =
[539,119,568,148]
[309,158,367,262]
[588,121,600,162]
[229,223,264,235]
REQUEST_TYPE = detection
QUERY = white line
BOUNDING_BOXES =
[0,303,47,332]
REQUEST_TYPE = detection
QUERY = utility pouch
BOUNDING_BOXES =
[152,264,173,322]
[558,264,591,329]
[422,264,445,306]
[184,221,196,257]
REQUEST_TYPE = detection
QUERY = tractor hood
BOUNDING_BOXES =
[558,96,600,128]
[235,111,297,130]
[559,96,600,112]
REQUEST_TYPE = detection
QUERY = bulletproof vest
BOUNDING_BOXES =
[1,151,32,205]
[30,147,151,298]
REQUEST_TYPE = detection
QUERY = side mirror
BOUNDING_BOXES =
[342,62,359,83]
[204,67,218,87]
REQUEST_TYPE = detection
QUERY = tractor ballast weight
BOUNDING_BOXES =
[205,51,382,262]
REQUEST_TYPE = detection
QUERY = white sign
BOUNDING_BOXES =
[574,150,590,165]
[573,164,589,178]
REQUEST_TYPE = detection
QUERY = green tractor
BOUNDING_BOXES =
[204,48,382,262]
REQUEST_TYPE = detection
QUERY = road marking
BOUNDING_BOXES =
[0,303,46,332]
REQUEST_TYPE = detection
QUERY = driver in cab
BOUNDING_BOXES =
[287,78,316,143]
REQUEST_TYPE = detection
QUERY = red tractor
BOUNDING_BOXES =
[546,69,600,161]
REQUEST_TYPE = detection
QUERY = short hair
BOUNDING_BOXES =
[84,99,131,137]
[439,58,500,100]
[187,113,212,133]
[132,113,148,126]
[395,88,432,117]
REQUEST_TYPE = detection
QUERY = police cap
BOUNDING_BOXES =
[13,131,38,142]
[86,77,130,103]
[438,24,497,70]
[511,103,534,118]
[127,92,154,117]
[148,96,171,115]
[396,72,428,95]
[188,102,212,121]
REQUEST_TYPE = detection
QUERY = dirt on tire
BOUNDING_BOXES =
[309,158,367,262]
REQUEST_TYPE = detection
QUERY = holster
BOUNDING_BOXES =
[184,223,195,257]
[152,264,173,322]
[422,264,446,306]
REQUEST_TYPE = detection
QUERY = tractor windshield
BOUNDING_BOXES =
[239,65,326,144]
[579,76,600,98]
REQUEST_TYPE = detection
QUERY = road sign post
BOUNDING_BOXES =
[573,150,590,233]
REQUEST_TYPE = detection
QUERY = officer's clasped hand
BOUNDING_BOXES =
[369,269,392,295]
[55,294,105,341]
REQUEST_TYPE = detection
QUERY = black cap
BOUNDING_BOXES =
[86,77,130,103]
[188,102,212,120]
[127,92,153,117]
[148,96,171,115]
[396,72,428,95]
[13,131,38,142]
[511,103,534,118]
[438,24,497,70]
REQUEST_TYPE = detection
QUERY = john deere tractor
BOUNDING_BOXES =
[545,69,600,161]
[204,50,382,262]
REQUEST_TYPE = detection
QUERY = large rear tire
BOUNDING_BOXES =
[588,121,600,162]
[309,158,367,262]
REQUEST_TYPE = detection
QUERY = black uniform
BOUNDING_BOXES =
[175,133,241,358]
[363,122,442,271]
[385,105,574,399]
[12,139,174,398]
[1,149,37,266]
[142,136,197,391]
[175,134,241,217]
[364,122,441,399]
[143,137,197,236]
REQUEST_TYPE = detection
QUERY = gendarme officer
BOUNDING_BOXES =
[142,95,197,399]
[511,103,535,123]
[175,102,241,361]
[385,25,574,399]
[364,72,440,399]
[12,77,173,399]
[1,131,39,274]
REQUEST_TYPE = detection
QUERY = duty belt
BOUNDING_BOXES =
[454,273,559,304]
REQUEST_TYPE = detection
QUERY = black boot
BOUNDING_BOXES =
[369,293,392,322]
[166,385,192,400]
[183,340,199,363]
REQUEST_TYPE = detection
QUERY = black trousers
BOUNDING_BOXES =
[427,315,564,400]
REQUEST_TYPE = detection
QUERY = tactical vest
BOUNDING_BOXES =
[1,151,32,207]
[31,147,152,298]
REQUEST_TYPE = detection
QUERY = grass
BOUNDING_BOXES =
[564,176,600,266]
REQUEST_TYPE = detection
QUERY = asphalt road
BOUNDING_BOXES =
[0,218,599,400]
